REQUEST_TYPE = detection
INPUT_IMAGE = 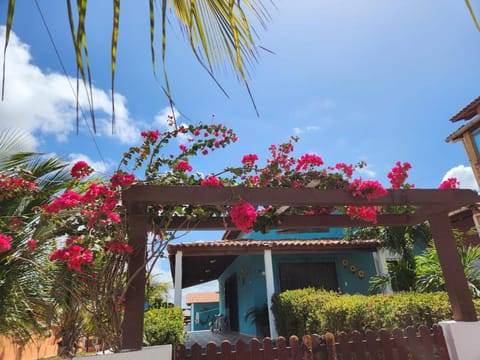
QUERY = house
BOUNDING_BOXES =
[185,292,219,331]
[168,227,388,338]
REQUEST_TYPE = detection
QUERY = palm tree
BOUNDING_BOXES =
[2,1,272,130]
[347,221,431,293]
[0,130,71,344]
[415,244,480,298]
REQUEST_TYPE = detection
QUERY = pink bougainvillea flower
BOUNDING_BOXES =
[329,163,354,178]
[179,144,188,153]
[70,161,93,179]
[50,245,94,273]
[295,154,324,171]
[173,160,193,172]
[348,179,387,201]
[241,154,259,167]
[439,177,460,189]
[110,172,136,188]
[387,161,412,189]
[201,176,224,187]
[140,130,160,142]
[105,241,133,254]
[0,174,38,194]
[0,234,12,253]
[229,199,257,233]
[27,239,37,251]
[346,206,379,224]
[43,190,83,213]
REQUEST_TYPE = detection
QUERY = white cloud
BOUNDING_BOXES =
[292,125,320,135]
[68,153,110,175]
[356,165,376,178]
[442,165,479,191]
[0,27,141,147]
[153,107,191,143]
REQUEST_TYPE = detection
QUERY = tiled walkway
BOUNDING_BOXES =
[183,330,257,349]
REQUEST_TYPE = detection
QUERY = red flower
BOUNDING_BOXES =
[346,206,379,224]
[110,172,136,188]
[439,177,460,189]
[330,163,354,178]
[387,161,412,189]
[295,154,324,171]
[141,130,160,142]
[43,190,83,213]
[173,160,193,172]
[105,241,133,254]
[348,179,387,201]
[0,234,12,253]
[179,144,188,153]
[201,176,224,187]
[229,199,257,233]
[71,161,93,179]
[242,154,259,167]
[27,239,37,251]
[50,245,94,273]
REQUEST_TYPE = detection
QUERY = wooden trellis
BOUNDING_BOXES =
[120,186,479,350]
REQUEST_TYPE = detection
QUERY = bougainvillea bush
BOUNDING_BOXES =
[0,120,460,356]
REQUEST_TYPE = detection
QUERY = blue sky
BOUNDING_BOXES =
[1,0,480,298]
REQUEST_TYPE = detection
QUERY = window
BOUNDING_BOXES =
[278,262,338,292]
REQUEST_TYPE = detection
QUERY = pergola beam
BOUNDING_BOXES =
[123,186,477,209]
[156,214,417,230]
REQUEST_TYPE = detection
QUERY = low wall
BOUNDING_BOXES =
[0,333,58,360]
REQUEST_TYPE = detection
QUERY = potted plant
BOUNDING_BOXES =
[244,304,270,338]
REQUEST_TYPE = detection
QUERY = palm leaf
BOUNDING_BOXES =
[465,0,480,31]
[1,0,15,101]
[111,0,120,134]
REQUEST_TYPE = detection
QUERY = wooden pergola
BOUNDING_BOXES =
[120,185,480,350]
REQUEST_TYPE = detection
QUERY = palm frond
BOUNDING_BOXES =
[465,0,480,31]
[1,0,15,100]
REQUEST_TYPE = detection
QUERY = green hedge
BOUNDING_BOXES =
[143,307,185,346]
[271,289,480,338]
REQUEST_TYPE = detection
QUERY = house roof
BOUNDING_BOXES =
[185,292,219,305]
[450,96,480,122]
[446,115,480,143]
[168,238,380,288]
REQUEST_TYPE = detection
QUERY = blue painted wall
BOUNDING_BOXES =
[218,255,267,336]
[272,252,377,294]
[191,302,219,331]
[218,250,377,337]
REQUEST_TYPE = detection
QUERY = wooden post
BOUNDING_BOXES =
[461,131,480,187]
[428,212,477,321]
[121,203,148,350]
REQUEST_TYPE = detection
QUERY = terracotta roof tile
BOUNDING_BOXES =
[450,96,480,122]
[185,292,219,305]
[168,238,380,253]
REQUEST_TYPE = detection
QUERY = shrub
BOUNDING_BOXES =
[143,307,185,346]
[272,289,480,337]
